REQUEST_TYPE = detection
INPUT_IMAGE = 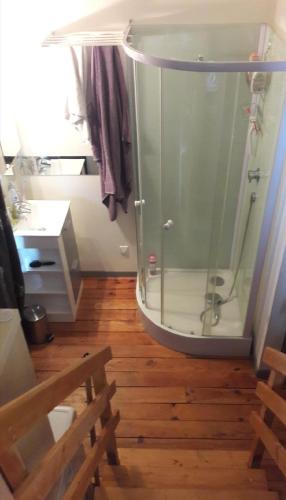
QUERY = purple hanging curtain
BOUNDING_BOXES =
[86,46,132,221]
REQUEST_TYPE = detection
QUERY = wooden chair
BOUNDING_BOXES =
[249,346,286,476]
[0,347,120,499]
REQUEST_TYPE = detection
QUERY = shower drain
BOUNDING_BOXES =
[210,275,225,286]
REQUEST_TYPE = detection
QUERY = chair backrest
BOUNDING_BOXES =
[0,347,120,500]
[249,346,286,476]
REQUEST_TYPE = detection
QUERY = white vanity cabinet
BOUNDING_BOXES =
[14,200,82,322]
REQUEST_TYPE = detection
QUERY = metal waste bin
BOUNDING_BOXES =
[22,305,54,345]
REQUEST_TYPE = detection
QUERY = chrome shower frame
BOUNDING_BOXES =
[123,23,286,73]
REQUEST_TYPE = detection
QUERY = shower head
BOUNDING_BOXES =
[250,71,271,94]
[246,52,271,95]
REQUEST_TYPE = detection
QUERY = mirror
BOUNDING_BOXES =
[3,155,98,176]
[0,45,101,176]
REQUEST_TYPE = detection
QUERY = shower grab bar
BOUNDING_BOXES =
[134,199,145,207]
[163,219,174,230]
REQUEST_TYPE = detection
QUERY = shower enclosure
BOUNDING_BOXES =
[123,23,286,356]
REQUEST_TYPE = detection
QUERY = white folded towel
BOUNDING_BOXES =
[64,46,90,142]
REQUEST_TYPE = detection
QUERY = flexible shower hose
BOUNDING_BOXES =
[200,191,257,327]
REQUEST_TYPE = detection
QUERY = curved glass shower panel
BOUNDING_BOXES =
[160,69,213,334]
[203,72,252,337]
[130,24,261,64]
[128,59,145,301]
[132,60,162,312]
[233,33,286,330]
[160,68,251,336]
[126,23,286,354]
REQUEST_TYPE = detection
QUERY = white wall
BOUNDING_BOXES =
[0,0,279,272]
[274,0,286,34]
[0,7,94,157]
[23,175,137,272]
[7,46,94,157]
[0,0,277,157]
[0,0,100,156]
[0,0,137,273]
[56,0,276,33]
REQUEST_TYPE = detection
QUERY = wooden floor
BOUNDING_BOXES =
[30,276,261,451]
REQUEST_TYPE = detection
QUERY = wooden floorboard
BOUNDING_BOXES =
[30,276,259,450]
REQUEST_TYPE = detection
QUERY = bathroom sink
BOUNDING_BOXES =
[13,200,70,237]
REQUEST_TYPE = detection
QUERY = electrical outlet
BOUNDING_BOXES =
[120,245,129,256]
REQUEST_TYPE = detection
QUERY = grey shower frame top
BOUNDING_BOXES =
[122,24,286,72]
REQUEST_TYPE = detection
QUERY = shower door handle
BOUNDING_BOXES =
[163,219,174,230]
[134,199,145,207]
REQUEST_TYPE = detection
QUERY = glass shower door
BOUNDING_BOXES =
[131,60,146,304]
[132,60,162,311]
[161,67,251,336]
[160,67,227,334]
[202,71,251,337]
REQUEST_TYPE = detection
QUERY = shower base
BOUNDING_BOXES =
[137,269,252,357]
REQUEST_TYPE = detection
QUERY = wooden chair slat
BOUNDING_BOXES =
[0,348,111,451]
[256,381,286,427]
[63,411,120,500]
[249,347,286,471]
[263,347,286,377]
[250,411,286,476]
[14,382,116,500]
[85,376,100,486]
[92,370,120,466]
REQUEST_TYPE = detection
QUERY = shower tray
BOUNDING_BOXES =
[136,271,252,357]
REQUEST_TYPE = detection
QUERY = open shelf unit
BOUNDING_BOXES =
[15,208,82,322]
